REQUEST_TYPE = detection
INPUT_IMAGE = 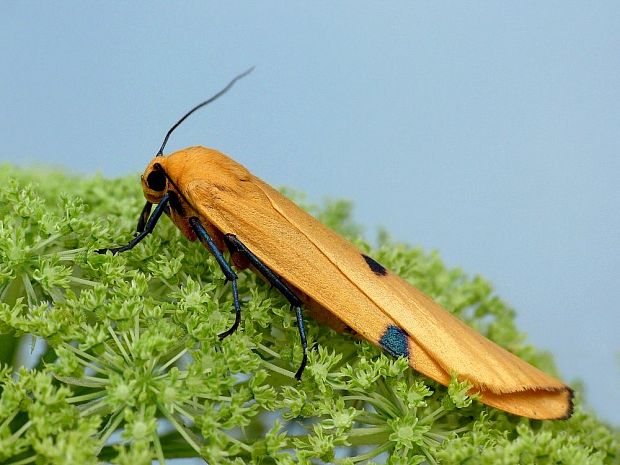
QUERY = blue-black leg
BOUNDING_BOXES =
[189,217,241,340]
[292,305,308,380]
[225,234,308,380]
[96,193,170,255]
[136,201,153,234]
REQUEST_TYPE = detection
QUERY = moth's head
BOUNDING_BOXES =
[141,158,168,203]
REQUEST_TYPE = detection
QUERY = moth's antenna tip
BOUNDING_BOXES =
[241,65,256,77]
[156,67,255,157]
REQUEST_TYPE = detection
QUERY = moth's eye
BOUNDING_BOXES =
[146,170,166,191]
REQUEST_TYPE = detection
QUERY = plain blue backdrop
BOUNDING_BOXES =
[2,2,619,424]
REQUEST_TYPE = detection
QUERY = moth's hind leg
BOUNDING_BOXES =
[189,218,242,340]
[225,234,308,380]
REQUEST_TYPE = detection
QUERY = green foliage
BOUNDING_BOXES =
[0,165,618,464]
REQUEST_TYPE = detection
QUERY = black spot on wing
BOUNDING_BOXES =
[379,325,409,358]
[362,254,387,276]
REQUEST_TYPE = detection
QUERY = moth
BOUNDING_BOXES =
[98,69,572,420]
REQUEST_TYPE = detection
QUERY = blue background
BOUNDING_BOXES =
[2,2,619,424]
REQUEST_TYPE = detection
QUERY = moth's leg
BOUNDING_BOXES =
[96,193,170,255]
[189,217,242,340]
[135,201,153,234]
[225,234,308,380]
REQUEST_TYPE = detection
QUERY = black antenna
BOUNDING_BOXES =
[156,66,255,156]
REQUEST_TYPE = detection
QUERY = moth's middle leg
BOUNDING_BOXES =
[224,233,308,380]
[189,217,241,340]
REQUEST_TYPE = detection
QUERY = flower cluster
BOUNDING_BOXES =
[0,166,618,464]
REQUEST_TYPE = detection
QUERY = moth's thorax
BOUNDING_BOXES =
[164,146,252,187]
[142,146,251,214]
[141,147,236,250]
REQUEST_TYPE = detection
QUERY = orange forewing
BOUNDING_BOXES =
[149,146,572,419]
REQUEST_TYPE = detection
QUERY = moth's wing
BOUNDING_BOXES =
[184,174,572,419]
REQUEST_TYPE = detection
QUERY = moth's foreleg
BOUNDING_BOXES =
[189,217,241,340]
[96,193,170,255]
[135,201,153,234]
[225,234,308,380]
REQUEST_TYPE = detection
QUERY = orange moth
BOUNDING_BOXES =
[98,70,572,420]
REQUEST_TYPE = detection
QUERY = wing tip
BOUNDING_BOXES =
[539,385,574,420]
[475,384,574,420]
[558,386,574,420]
